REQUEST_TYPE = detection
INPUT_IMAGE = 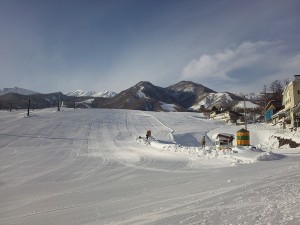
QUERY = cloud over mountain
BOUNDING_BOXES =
[183,41,274,79]
[182,41,300,92]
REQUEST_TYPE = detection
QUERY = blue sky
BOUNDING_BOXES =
[1,0,299,94]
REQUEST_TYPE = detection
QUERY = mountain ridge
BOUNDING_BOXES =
[0,87,39,96]
[0,81,259,111]
[65,90,117,98]
[92,81,257,111]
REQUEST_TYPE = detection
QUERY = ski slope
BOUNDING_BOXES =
[0,109,299,225]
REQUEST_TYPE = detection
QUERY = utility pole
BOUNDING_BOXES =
[244,96,247,130]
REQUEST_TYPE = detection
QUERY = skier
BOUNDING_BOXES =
[201,136,206,148]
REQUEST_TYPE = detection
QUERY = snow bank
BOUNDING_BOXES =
[134,136,281,166]
[231,146,282,163]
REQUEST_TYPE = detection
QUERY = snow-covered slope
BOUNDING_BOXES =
[0,87,38,96]
[190,92,234,110]
[190,92,259,110]
[65,90,117,98]
[236,92,261,101]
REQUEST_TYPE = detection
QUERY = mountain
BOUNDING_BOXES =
[165,81,246,110]
[0,87,38,96]
[190,92,246,110]
[92,81,249,112]
[92,81,185,111]
[166,81,216,109]
[65,90,117,98]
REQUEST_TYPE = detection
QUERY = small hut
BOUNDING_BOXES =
[212,133,234,149]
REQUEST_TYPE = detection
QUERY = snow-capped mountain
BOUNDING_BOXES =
[0,87,38,96]
[65,90,117,98]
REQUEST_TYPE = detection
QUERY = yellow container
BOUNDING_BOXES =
[237,128,250,146]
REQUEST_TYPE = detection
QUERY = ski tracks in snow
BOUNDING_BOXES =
[0,109,299,225]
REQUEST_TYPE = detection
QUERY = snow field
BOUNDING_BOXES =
[0,108,299,225]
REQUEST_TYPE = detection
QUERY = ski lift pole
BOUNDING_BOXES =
[58,92,61,111]
[27,99,31,117]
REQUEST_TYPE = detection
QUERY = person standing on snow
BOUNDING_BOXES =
[201,136,206,148]
[146,130,151,140]
[229,135,234,146]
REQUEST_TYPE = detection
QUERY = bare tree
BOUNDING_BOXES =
[259,84,269,108]
[269,80,283,101]
[283,78,290,86]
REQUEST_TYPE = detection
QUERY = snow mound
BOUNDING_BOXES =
[133,136,152,146]
[231,146,282,163]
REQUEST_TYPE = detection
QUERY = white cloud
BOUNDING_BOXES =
[182,41,280,81]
